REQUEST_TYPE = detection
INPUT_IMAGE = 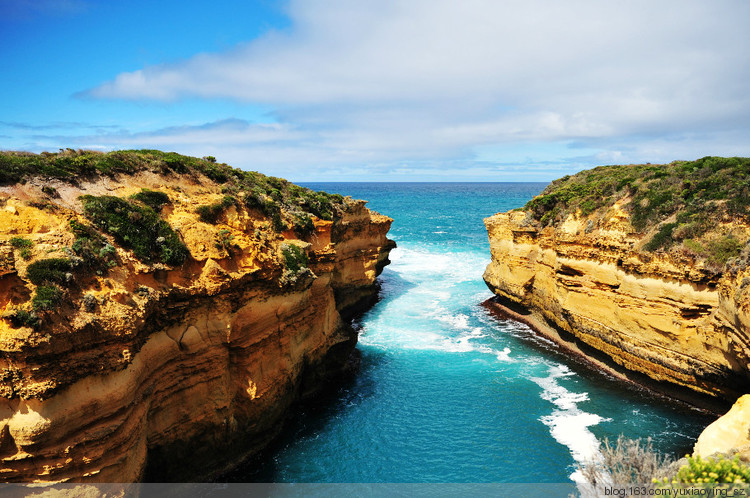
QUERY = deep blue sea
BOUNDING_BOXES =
[234,183,712,483]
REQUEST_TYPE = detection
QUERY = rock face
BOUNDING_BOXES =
[0,161,394,482]
[694,394,750,459]
[483,209,750,403]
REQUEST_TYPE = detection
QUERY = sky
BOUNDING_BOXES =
[1,0,749,182]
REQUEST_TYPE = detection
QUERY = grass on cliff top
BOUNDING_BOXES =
[0,149,348,229]
[524,156,750,257]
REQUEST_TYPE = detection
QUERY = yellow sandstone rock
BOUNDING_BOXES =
[0,166,394,482]
[483,210,750,402]
[694,394,750,459]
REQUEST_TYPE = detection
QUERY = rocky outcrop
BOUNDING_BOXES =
[483,209,750,404]
[694,394,750,459]
[0,159,394,482]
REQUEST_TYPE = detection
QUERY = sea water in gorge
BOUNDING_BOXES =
[234,182,713,483]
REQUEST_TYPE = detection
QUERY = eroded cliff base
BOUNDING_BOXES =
[481,296,729,415]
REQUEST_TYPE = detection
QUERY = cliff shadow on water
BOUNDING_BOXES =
[218,267,414,483]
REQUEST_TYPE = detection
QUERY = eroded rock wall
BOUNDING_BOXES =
[483,210,750,402]
[0,171,394,482]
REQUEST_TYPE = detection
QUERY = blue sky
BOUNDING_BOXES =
[2,0,749,182]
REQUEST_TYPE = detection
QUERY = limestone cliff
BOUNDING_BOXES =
[483,157,750,404]
[0,150,395,482]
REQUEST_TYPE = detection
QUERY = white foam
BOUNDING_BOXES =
[436,312,470,330]
[531,364,609,484]
[495,347,513,362]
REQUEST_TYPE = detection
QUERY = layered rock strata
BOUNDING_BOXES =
[0,166,394,482]
[483,210,750,404]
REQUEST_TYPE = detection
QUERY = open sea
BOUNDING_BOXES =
[230,182,713,484]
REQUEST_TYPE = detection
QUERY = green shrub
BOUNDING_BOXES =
[71,231,118,271]
[214,229,235,253]
[26,258,72,285]
[130,189,170,211]
[707,236,743,267]
[32,285,63,311]
[656,454,750,485]
[9,237,33,260]
[644,223,677,251]
[293,213,315,237]
[196,195,236,224]
[6,309,39,328]
[9,237,32,249]
[80,195,188,266]
[281,243,308,272]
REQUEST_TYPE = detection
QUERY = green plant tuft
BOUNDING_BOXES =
[214,229,235,254]
[130,188,170,211]
[9,237,33,249]
[196,195,236,224]
[26,258,72,286]
[32,285,63,311]
[293,213,316,237]
[6,309,39,328]
[9,237,34,260]
[80,195,189,266]
[281,243,308,273]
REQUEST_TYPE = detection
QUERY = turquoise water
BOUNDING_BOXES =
[234,183,712,483]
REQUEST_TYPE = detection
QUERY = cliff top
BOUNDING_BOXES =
[521,156,750,268]
[0,149,392,399]
[1,149,348,226]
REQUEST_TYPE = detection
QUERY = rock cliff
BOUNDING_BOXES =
[483,157,750,405]
[0,150,395,482]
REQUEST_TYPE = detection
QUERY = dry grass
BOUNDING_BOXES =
[580,436,677,487]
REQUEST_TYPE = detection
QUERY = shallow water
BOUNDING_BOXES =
[230,183,712,483]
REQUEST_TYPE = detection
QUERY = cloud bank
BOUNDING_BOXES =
[76,0,750,179]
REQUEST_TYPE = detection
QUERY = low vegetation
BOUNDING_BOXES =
[130,188,170,211]
[581,436,675,487]
[279,243,312,287]
[26,258,72,286]
[69,219,119,273]
[196,195,236,224]
[524,156,750,264]
[0,149,348,232]
[214,229,235,254]
[80,195,189,266]
[581,435,750,491]
[9,236,33,260]
[31,285,63,311]
[655,454,750,486]
[281,243,309,272]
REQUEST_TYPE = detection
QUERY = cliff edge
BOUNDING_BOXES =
[483,157,750,405]
[0,149,395,482]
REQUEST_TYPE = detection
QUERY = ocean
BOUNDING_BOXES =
[229,182,712,483]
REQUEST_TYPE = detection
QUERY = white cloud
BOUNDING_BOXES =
[75,0,750,179]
